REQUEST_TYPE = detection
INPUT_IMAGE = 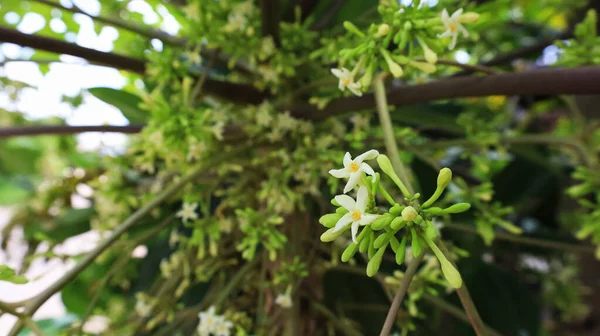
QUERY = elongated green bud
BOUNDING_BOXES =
[422,236,463,288]
[320,226,347,242]
[331,198,340,207]
[390,236,400,253]
[380,49,403,78]
[336,207,349,215]
[422,207,444,215]
[374,232,392,248]
[341,243,359,262]
[422,167,452,208]
[356,226,372,242]
[371,213,393,230]
[389,203,404,216]
[367,245,387,277]
[390,217,406,230]
[343,21,366,38]
[409,60,436,74]
[319,213,342,228]
[359,230,371,252]
[396,236,407,264]
[377,23,390,37]
[367,231,376,258]
[443,203,471,214]
[459,12,480,23]
[401,206,418,222]
[410,229,422,257]
[425,220,438,239]
[566,183,594,198]
[377,154,411,197]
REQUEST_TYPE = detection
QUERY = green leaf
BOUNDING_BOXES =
[0,177,32,205]
[0,265,28,284]
[88,87,147,123]
[51,208,95,242]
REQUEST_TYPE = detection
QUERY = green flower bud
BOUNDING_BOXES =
[401,206,418,222]
[320,226,347,242]
[374,232,392,248]
[331,198,340,207]
[390,236,400,253]
[443,203,471,214]
[410,229,422,257]
[566,183,594,198]
[367,245,387,277]
[393,31,403,44]
[319,213,342,228]
[425,220,438,239]
[371,213,393,230]
[377,23,390,37]
[377,154,411,197]
[380,48,404,78]
[336,206,349,215]
[422,167,452,208]
[343,21,366,38]
[390,203,404,216]
[390,217,406,230]
[422,236,463,288]
[459,12,480,24]
[422,207,444,215]
[409,60,436,74]
[341,243,359,262]
[359,230,371,252]
[368,231,376,258]
[396,235,407,264]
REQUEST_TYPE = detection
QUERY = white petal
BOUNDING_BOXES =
[347,84,363,97]
[343,172,361,193]
[354,149,379,163]
[360,162,376,182]
[451,8,463,20]
[331,68,343,78]
[334,194,356,211]
[360,214,379,225]
[329,168,350,179]
[438,31,452,38]
[351,221,360,243]
[458,24,469,37]
[338,81,345,91]
[449,34,458,50]
[356,185,369,213]
[343,152,352,168]
[441,9,449,22]
[333,212,353,232]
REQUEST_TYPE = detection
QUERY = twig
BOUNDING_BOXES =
[420,58,500,75]
[0,302,42,336]
[444,223,596,254]
[422,293,504,336]
[290,66,600,120]
[0,125,144,139]
[0,27,265,104]
[260,0,281,47]
[379,254,424,336]
[311,302,362,336]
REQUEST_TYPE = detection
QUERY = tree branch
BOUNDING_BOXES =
[0,27,267,104]
[260,0,281,47]
[0,125,143,139]
[290,66,600,120]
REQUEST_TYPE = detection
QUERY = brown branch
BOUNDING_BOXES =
[0,125,144,139]
[289,66,600,120]
[260,0,281,47]
[0,27,266,104]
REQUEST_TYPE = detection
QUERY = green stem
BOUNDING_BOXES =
[378,253,424,336]
[373,74,414,196]
[311,302,362,336]
[378,184,396,206]
[444,223,596,254]
[422,294,504,336]
[437,240,487,336]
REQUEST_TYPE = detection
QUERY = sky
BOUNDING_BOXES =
[0,0,179,333]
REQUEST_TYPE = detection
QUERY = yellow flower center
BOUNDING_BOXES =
[449,23,458,32]
[342,78,352,86]
[351,211,362,221]
[349,162,360,172]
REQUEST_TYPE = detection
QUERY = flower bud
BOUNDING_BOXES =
[443,203,471,214]
[422,207,444,215]
[319,213,343,228]
[410,229,422,257]
[438,167,452,189]
[566,183,594,198]
[343,21,366,38]
[390,217,406,230]
[377,23,390,37]
[336,206,349,215]
[380,49,404,78]
[374,232,391,248]
[371,213,393,230]
[401,206,418,222]
[377,154,410,196]
[459,12,480,24]
[423,236,463,288]
[396,236,407,264]
[389,203,404,216]
[320,227,346,242]
[341,243,359,262]
[367,245,387,277]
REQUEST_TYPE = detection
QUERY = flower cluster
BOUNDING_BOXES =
[320,150,471,288]
[329,3,480,96]
[197,306,234,336]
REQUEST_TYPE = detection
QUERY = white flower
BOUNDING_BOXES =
[187,141,207,162]
[135,299,152,317]
[438,9,469,50]
[226,13,247,31]
[198,306,220,333]
[418,0,430,9]
[82,315,110,334]
[329,150,379,193]
[275,292,293,308]
[331,68,362,96]
[211,122,225,141]
[176,202,198,223]
[214,316,234,336]
[333,186,379,243]
[276,111,297,131]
